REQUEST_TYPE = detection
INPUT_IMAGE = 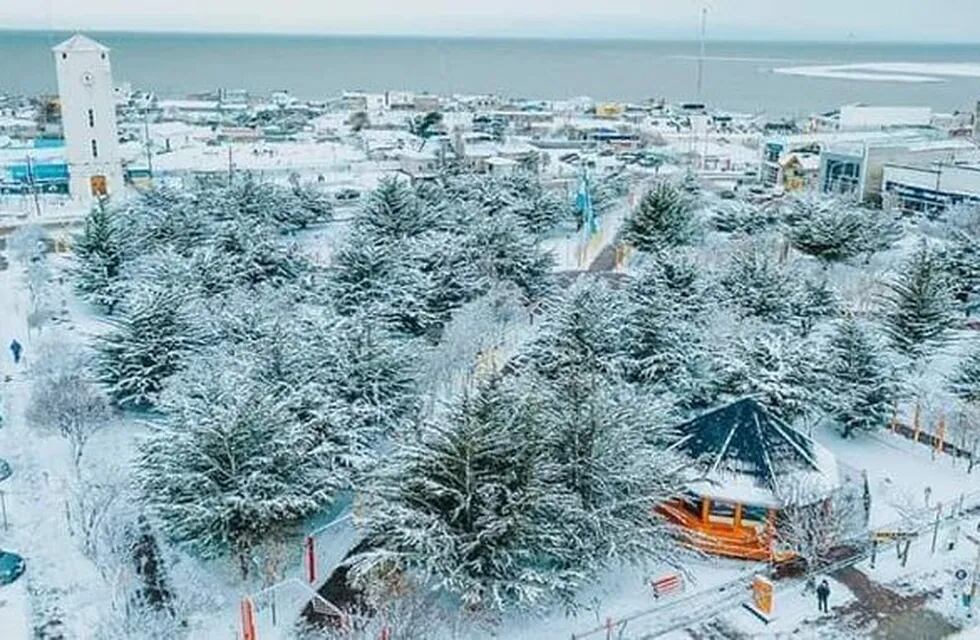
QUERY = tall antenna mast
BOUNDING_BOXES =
[696,6,708,97]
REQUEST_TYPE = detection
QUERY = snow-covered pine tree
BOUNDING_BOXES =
[857,209,903,259]
[139,366,337,577]
[208,214,307,288]
[783,196,865,262]
[510,277,689,582]
[74,201,123,311]
[303,313,420,472]
[333,181,553,339]
[287,176,335,228]
[589,172,629,216]
[349,378,570,612]
[879,242,958,356]
[464,211,554,302]
[949,341,980,405]
[821,317,900,438]
[719,327,824,424]
[942,231,980,314]
[519,277,626,383]
[787,276,840,336]
[476,173,568,235]
[331,235,404,316]
[621,182,696,252]
[710,200,778,234]
[97,284,201,409]
[118,186,209,260]
[409,228,487,334]
[623,253,716,406]
[721,241,795,322]
[360,177,436,240]
[526,373,686,581]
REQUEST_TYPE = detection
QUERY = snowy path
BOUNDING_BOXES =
[0,252,128,639]
[0,255,36,640]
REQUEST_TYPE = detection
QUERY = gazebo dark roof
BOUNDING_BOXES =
[670,397,822,493]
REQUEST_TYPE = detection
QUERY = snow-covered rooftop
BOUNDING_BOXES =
[669,398,840,506]
[52,34,110,53]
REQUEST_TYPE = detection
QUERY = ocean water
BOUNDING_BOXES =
[1,30,978,116]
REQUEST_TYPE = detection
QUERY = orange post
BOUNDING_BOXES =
[936,413,946,455]
[240,597,257,640]
[913,401,922,443]
[700,497,711,524]
[752,575,774,615]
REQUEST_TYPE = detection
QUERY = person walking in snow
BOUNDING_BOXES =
[816,579,831,613]
[9,339,21,365]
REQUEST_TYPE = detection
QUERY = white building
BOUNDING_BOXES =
[53,34,124,203]
[837,105,932,131]
[883,162,980,215]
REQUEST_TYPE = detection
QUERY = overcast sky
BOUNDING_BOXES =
[4,0,980,41]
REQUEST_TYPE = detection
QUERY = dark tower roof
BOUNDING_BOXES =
[670,397,823,494]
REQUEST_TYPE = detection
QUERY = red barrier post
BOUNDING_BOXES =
[305,535,316,584]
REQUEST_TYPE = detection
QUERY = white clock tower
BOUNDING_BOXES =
[53,34,124,203]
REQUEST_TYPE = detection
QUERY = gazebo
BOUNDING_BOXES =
[658,398,840,561]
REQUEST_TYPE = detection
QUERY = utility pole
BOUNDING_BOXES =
[696,6,708,98]
[25,155,42,218]
[142,105,153,179]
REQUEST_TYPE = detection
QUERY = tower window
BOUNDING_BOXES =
[91,140,99,158]
[61,53,67,60]
[87,109,95,128]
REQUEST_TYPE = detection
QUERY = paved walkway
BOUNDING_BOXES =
[831,566,958,639]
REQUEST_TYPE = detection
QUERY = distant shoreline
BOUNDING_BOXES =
[3,33,978,116]
[2,28,980,46]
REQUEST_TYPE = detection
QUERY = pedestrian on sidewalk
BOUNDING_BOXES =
[9,339,21,365]
[817,579,831,613]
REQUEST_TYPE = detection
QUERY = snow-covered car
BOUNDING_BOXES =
[0,552,25,586]
[335,188,361,202]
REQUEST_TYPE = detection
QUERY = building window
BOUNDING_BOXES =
[61,53,67,60]
[822,158,861,195]
[91,140,99,158]
[87,109,95,128]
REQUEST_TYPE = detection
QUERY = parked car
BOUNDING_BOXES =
[335,188,361,202]
[0,551,25,586]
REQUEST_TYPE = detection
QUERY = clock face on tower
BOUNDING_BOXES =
[81,72,94,86]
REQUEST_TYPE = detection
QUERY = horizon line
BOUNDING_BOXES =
[3,26,980,46]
